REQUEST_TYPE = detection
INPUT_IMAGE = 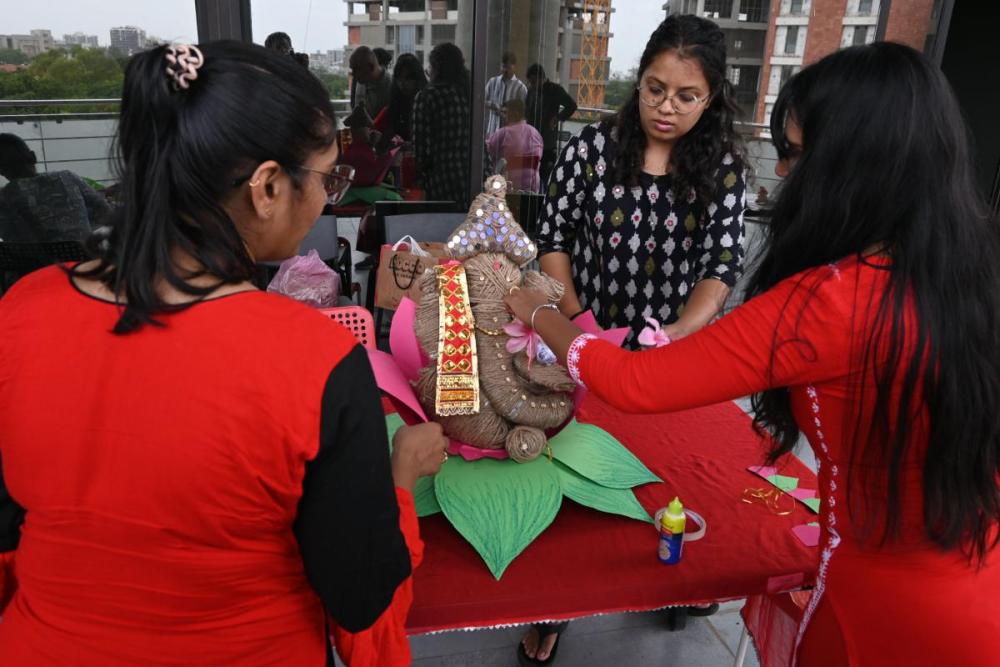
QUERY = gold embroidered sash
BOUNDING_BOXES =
[435,261,480,416]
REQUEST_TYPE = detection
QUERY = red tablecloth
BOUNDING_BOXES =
[406,396,818,634]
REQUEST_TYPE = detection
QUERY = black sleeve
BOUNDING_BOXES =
[0,451,26,553]
[293,345,411,633]
[557,85,578,121]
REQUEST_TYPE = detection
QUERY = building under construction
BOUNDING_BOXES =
[344,0,614,108]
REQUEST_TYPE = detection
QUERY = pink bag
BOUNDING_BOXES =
[266,249,342,307]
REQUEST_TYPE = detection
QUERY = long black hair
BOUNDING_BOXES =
[428,42,470,99]
[385,53,427,141]
[749,42,1000,563]
[613,14,743,205]
[73,41,337,334]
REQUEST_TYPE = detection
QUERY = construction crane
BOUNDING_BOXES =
[576,0,613,111]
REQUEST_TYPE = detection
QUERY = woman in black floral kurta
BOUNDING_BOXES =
[536,120,746,347]
[522,13,747,664]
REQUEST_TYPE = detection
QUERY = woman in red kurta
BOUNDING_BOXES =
[0,42,448,666]
[507,43,1000,666]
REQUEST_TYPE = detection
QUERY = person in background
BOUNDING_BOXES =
[264,31,293,55]
[350,46,393,118]
[524,64,578,186]
[373,47,393,72]
[264,32,308,68]
[487,97,543,193]
[0,133,112,244]
[518,15,746,662]
[377,52,427,149]
[507,41,1000,667]
[412,42,471,206]
[484,51,527,137]
[0,41,448,666]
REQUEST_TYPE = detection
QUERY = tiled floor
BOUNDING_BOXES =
[336,217,812,666]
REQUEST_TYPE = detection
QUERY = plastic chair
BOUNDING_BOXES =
[318,305,377,350]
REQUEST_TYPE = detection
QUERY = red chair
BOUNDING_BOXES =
[319,306,377,350]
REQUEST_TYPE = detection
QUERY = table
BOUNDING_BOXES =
[406,396,818,635]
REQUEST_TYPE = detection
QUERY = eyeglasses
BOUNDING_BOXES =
[296,163,356,205]
[636,84,709,115]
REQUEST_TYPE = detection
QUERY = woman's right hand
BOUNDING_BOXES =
[390,422,449,492]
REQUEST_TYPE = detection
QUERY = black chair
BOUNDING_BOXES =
[0,241,88,292]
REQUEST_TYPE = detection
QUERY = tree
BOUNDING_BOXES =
[0,46,123,112]
[312,68,350,100]
[0,49,29,65]
[603,67,638,110]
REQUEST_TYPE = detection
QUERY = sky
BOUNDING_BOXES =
[0,0,666,75]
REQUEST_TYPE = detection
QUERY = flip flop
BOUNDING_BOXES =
[516,622,567,666]
[686,602,720,617]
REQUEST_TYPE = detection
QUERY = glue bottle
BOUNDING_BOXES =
[658,497,686,565]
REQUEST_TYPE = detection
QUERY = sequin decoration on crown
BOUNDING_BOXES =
[446,175,537,266]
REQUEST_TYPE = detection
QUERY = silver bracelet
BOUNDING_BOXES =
[530,303,559,331]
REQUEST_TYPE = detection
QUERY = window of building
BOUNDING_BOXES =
[853,25,870,45]
[858,0,874,15]
[785,25,799,54]
[703,0,733,20]
[734,39,743,50]
[728,66,741,86]
[739,0,767,23]
[790,0,804,15]
[431,24,456,45]
[386,27,395,44]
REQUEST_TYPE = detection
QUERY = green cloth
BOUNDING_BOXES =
[339,185,403,207]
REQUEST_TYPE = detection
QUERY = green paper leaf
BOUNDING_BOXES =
[549,419,661,489]
[803,497,820,514]
[434,456,562,579]
[555,461,652,523]
[385,413,440,516]
[807,521,820,527]
[384,413,406,449]
[414,475,441,517]
[767,474,799,493]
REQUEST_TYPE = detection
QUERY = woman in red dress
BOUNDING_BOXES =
[0,42,448,666]
[506,42,1000,666]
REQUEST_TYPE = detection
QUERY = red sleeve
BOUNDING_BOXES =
[329,487,423,667]
[575,264,858,414]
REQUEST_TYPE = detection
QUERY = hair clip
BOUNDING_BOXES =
[165,44,204,91]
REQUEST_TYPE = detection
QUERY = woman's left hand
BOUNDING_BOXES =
[503,287,552,326]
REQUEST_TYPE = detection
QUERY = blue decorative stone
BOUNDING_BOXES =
[517,239,525,247]
[486,227,495,236]
[461,238,469,246]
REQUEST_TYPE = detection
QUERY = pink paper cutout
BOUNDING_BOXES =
[748,465,779,478]
[389,297,426,382]
[367,348,428,423]
[571,311,630,406]
[792,523,821,547]
[789,487,818,500]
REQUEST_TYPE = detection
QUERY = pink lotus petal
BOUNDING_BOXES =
[389,297,425,382]
[792,523,821,547]
[367,348,428,422]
